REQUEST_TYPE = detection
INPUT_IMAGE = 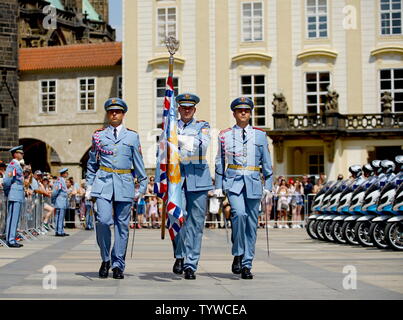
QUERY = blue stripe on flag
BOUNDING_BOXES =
[172,223,180,234]
[173,206,181,219]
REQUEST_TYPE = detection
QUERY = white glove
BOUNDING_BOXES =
[85,185,92,200]
[177,135,195,152]
[263,189,271,197]
[135,192,144,202]
[214,189,225,198]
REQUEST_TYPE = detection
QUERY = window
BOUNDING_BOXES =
[157,7,177,46]
[117,76,123,99]
[0,114,7,129]
[40,80,56,113]
[241,75,266,127]
[380,68,403,112]
[305,72,330,114]
[380,0,402,35]
[308,153,324,175]
[242,2,263,42]
[156,77,179,128]
[79,78,96,111]
[306,0,328,38]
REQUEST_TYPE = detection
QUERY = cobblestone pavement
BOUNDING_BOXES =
[0,227,402,300]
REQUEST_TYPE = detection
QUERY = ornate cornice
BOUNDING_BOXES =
[148,55,185,66]
[231,52,272,63]
[371,45,403,57]
[297,48,338,60]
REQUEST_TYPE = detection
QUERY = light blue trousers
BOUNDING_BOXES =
[228,189,261,269]
[95,198,132,271]
[85,204,94,229]
[6,201,22,244]
[173,187,208,272]
[55,208,66,235]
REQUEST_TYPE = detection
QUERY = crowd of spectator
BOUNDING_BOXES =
[0,163,96,233]
[1,162,340,233]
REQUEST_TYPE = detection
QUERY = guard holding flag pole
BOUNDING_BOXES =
[173,93,214,280]
[153,36,213,280]
[215,97,273,279]
[86,97,148,280]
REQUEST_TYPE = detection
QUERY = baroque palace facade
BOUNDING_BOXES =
[0,0,120,180]
[123,0,403,180]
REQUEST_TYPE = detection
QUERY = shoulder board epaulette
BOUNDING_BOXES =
[94,127,106,133]
[196,120,206,123]
[219,128,231,135]
[127,128,138,133]
[253,127,265,132]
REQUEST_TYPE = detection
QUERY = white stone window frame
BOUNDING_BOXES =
[117,75,123,99]
[305,71,331,114]
[240,74,267,127]
[380,0,403,35]
[306,0,328,39]
[379,68,403,113]
[39,79,57,114]
[241,1,264,42]
[157,6,177,47]
[78,77,97,112]
[155,76,179,129]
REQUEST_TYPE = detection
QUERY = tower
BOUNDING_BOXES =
[0,0,19,161]
[89,0,109,23]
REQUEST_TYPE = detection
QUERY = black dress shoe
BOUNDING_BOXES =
[7,243,23,248]
[232,255,243,274]
[241,267,253,280]
[112,267,124,279]
[173,258,184,274]
[99,261,110,278]
[62,233,70,236]
[55,233,64,237]
[184,268,196,280]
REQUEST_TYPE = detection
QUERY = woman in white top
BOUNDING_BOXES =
[276,179,289,228]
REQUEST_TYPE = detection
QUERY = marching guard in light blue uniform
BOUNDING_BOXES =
[3,146,25,248]
[86,97,148,280]
[215,97,273,279]
[52,168,70,237]
[172,93,213,280]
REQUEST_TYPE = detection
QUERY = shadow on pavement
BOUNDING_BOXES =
[137,272,240,281]
[138,272,183,282]
[75,272,136,280]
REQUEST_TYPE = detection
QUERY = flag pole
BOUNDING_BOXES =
[161,36,180,240]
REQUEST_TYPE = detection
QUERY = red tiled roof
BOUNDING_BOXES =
[19,42,122,71]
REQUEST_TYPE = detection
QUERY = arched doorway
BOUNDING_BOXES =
[80,147,91,179]
[19,138,61,174]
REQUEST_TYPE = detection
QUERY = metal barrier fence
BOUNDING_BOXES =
[134,193,317,229]
[0,190,49,248]
[0,191,7,247]
[1,189,318,241]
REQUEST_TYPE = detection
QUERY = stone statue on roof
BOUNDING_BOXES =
[324,88,339,113]
[381,91,393,113]
[272,92,288,113]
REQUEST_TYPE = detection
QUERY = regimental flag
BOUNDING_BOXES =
[154,72,184,240]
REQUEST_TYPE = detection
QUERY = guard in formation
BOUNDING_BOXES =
[3,146,25,248]
[215,97,273,279]
[172,93,213,280]
[86,97,148,280]
[52,168,70,237]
